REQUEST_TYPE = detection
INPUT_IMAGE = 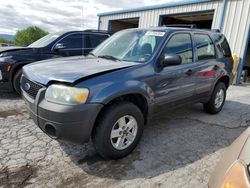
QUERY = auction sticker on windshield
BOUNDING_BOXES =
[145,31,165,37]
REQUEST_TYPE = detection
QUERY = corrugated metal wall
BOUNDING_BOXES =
[99,1,222,30]
[222,0,250,59]
[99,0,250,60]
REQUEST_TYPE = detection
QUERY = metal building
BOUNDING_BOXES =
[98,0,250,84]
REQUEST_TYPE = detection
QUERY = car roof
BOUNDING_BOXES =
[47,30,111,37]
[61,30,111,35]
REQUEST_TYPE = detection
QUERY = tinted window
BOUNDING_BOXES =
[215,34,231,58]
[59,34,84,49]
[162,33,193,64]
[194,34,216,61]
[85,34,109,48]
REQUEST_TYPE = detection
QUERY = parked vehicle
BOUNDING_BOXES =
[21,27,233,159]
[209,127,250,188]
[0,43,15,47]
[0,30,110,94]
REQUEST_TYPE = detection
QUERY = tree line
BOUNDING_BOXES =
[0,26,48,46]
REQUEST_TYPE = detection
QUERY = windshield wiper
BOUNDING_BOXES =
[98,55,121,61]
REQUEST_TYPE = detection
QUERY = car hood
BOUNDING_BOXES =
[23,56,139,85]
[0,46,32,53]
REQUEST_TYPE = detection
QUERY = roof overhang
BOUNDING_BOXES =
[98,0,217,17]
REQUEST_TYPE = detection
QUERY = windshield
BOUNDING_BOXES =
[91,30,166,62]
[28,33,60,48]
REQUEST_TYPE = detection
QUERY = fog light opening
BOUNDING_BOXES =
[45,124,57,138]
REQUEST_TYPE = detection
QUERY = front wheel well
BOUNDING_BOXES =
[11,64,24,82]
[92,94,149,137]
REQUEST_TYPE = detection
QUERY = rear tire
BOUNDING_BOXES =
[93,102,144,159]
[13,69,22,95]
[203,82,226,114]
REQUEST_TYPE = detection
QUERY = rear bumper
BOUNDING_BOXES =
[22,88,103,144]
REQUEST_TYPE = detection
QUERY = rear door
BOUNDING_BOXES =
[154,32,198,107]
[193,33,218,98]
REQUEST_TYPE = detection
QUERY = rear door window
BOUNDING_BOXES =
[194,34,216,61]
[85,34,109,48]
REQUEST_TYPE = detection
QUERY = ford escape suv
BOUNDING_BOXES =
[21,27,233,159]
[0,30,110,94]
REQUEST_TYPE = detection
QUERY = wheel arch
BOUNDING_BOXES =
[91,92,150,138]
[217,75,230,89]
[10,61,30,82]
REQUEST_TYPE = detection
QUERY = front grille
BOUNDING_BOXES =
[21,76,44,99]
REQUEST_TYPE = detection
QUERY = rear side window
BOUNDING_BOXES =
[85,34,109,48]
[59,34,83,49]
[214,34,232,58]
[194,34,216,61]
[162,33,193,64]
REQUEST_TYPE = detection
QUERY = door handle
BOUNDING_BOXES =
[185,69,193,76]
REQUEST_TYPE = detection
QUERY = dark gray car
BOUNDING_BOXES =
[21,27,233,159]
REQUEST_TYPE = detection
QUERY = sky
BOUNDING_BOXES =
[0,0,180,35]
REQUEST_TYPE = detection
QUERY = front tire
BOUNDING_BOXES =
[203,82,226,114]
[13,69,22,95]
[93,102,144,159]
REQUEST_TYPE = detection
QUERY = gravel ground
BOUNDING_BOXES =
[0,86,250,188]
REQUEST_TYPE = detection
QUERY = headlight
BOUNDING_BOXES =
[0,56,13,63]
[0,53,6,57]
[45,85,89,105]
[221,160,250,188]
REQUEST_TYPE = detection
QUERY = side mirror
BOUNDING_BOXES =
[159,54,182,67]
[53,43,66,51]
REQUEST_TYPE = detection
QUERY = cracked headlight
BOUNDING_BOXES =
[45,85,89,105]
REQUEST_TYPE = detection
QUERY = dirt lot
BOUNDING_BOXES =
[0,86,250,188]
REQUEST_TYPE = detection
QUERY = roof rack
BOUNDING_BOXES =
[164,24,197,29]
[163,25,221,33]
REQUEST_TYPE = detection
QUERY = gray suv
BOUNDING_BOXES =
[21,27,233,159]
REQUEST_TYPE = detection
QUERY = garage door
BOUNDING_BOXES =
[109,17,139,33]
[159,10,215,29]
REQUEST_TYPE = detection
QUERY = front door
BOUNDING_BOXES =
[153,33,197,108]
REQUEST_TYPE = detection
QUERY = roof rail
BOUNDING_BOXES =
[202,28,221,33]
[164,24,197,29]
[211,29,220,33]
[84,29,110,33]
[163,25,221,33]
